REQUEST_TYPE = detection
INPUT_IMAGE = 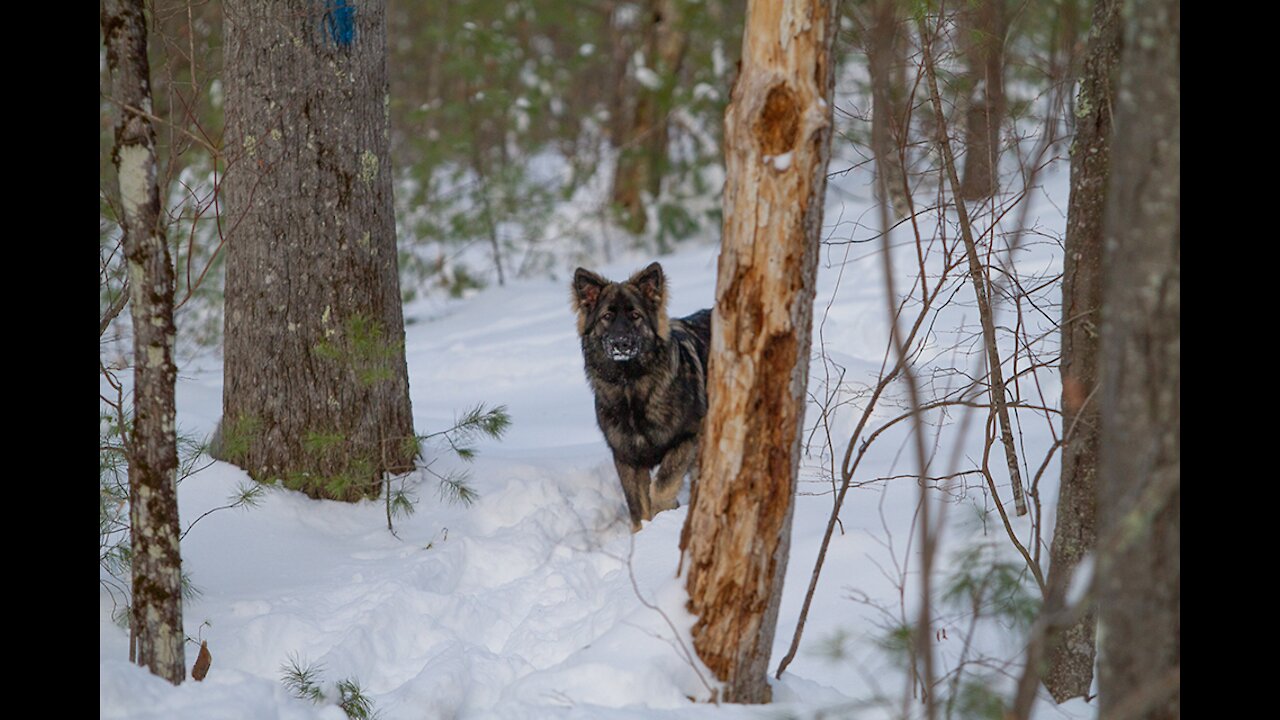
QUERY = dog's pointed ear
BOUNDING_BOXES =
[629,262,665,306]
[572,268,608,313]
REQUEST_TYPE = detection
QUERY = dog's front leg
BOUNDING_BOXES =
[614,458,653,532]
[651,436,698,515]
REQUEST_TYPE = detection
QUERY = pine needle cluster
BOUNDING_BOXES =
[384,403,512,534]
[281,655,381,720]
[415,403,512,507]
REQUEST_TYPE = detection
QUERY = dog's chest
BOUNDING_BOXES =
[605,384,666,433]
[597,395,681,468]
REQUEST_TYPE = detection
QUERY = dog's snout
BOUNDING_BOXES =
[604,334,638,361]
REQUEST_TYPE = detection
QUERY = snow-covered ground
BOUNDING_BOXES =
[101,148,1094,719]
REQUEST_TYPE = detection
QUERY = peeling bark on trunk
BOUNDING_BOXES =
[102,0,186,685]
[1096,0,1179,716]
[610,0,689,235]
[1043,0,1122,702]
[959,0,1007,201]
[679,0,837,704]
[220,0,416,501]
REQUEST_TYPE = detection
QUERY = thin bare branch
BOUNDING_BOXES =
[101,277,131,336]
[101,94,222,157]
[915,10,1028,517]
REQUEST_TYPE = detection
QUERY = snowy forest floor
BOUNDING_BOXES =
[100,154,1097,719]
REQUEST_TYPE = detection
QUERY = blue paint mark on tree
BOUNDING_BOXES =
[324,0,356,47]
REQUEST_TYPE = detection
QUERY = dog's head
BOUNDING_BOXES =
[571,262,670,363]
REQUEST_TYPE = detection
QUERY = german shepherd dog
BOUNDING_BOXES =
[571,262,712,531]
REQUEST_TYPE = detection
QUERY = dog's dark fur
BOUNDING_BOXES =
[571,262,712,531]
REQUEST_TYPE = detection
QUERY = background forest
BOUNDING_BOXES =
[101,0,1087,330]
[101,1,1178,718]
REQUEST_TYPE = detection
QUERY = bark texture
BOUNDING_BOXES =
[680,0,838,703]
[610,0,689,235]
[959,0,1007,201]
[1096,0,1179,716]
[102,0,187,684]
[220,0,416,501]
[1043,0,1123,702]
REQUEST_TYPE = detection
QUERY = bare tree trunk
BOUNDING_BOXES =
[959,0,1007,201]
[1042,0,1123,702]
[1052,0,1083,125]
[860,0,910,219]
[610,0,689,235]
[220,0,416,501]
[644,0,688,206]
[680,0,838,704]
[102,0,186,685]
[1096,0,1179,717]
[469,136,507,287]
[606,1,640,149]
[917,15,1028,518]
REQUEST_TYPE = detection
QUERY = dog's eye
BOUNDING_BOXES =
[629,310,641,321]
[602,311,615,322]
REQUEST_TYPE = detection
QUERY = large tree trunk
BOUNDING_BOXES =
[1042,0,1123,702]
[102,0,186,684]
[610,0,689,236]
[1096,0,1179,716]
[220,0,416,501]
[959,0,1007,201]
[680,0,838,704]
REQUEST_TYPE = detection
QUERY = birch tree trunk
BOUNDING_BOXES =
[679,0,838,703]
[1043,0,1123,702]
[1097,0,1179,716]
[102,0,187,684]
[220,0,416,501]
